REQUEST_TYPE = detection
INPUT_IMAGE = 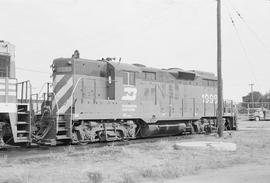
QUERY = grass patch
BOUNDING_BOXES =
[120,173,137,183]
[84,171,103,183]
[2,122,270,183]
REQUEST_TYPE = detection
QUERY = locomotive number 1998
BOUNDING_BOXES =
[202,94,217,104]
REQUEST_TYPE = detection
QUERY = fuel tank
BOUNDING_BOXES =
[140,123,186,137]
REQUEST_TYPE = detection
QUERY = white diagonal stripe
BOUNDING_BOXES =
[52,77,73,113]
[58,96,72,114]
[52,74,65,89]
[55,77,73,101]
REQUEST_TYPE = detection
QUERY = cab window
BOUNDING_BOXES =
[123,71,135,86]
[143,71,156,81]
[0,57,10,77]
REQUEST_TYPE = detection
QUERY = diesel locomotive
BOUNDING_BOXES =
[0,44,237,147]
[35,55,237,145]
[0,41,32,147]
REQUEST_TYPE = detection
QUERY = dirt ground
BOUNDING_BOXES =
[1,119,270,183]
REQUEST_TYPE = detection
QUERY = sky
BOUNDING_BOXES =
[1,0,270,102]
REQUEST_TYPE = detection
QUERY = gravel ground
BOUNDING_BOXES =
[1,119,270,183]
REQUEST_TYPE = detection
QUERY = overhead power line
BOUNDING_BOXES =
[226,0,270,53]
[223,1,258,85]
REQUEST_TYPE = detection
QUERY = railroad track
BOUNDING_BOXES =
[0,134,204,160]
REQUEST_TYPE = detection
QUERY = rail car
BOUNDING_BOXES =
[0,41,33,147]
[35,55,237,145]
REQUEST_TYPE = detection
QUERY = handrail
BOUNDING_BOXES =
[36,82,47,99]
[50,91,60,132]
[16,80,31,104]
[28,81,33,142]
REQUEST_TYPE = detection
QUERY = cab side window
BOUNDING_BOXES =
[123,71,135,86]
[0,59,10,77]
[143,71,156,81]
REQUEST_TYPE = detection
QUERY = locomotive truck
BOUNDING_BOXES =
[35,55,237,145]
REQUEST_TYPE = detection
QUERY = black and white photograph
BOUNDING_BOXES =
[0,0,270,182]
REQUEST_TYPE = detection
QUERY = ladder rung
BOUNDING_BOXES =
[16,140,29,143]
[17,112,28,115]
[17,121,29,125]
[56,135,70,140]
[17,130,29,134]
[58,127,68,131]
[16,137,29,141]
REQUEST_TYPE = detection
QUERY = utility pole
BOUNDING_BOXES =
[217,0,224,137]
[267,90,270,110]
[249,83,254,108]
